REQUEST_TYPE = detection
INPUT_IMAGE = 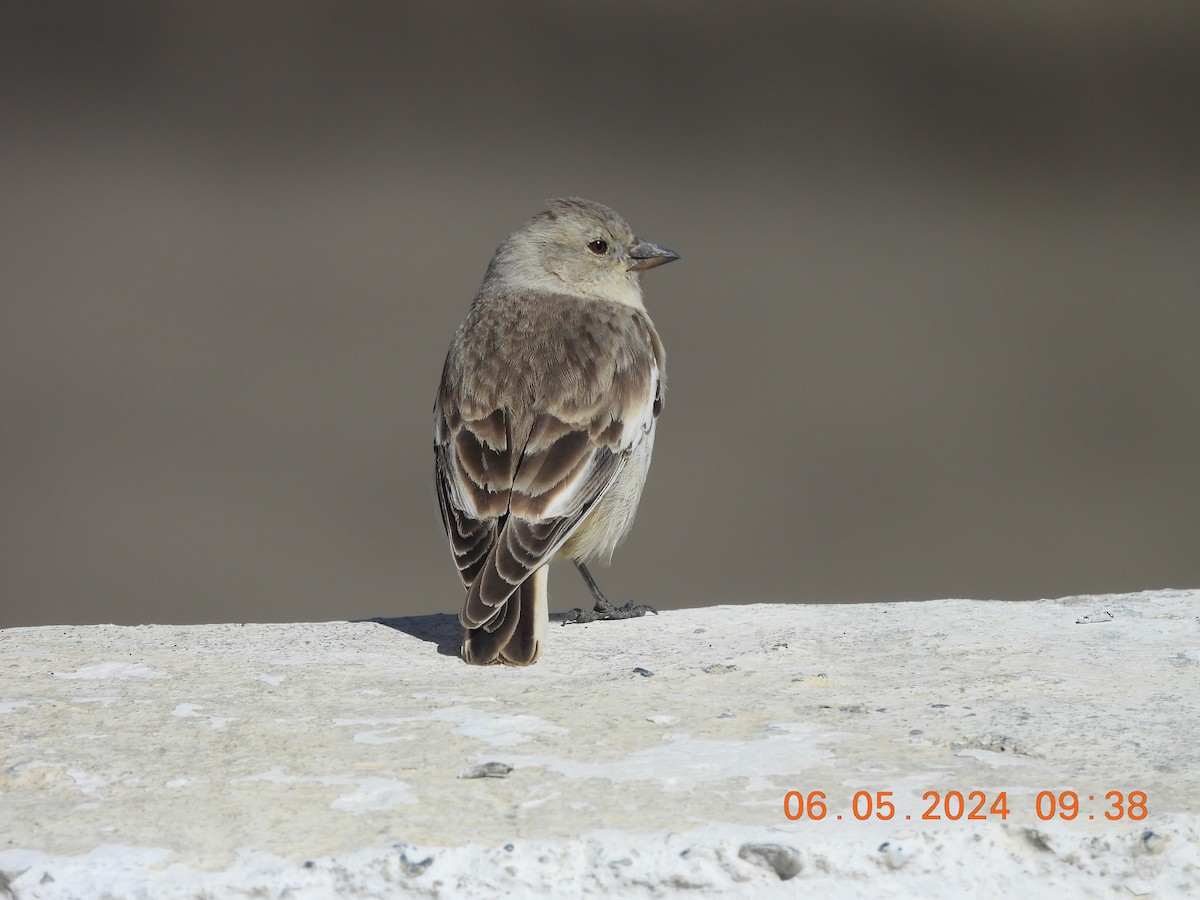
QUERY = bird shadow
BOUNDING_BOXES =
[358,613,462,658]
[357,610,584,659]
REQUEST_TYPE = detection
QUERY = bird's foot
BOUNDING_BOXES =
[562,597,658,625]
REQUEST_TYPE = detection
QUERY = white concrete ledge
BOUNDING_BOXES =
[2,590,1198,897]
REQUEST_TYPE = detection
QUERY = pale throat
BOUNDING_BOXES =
[564,272,647,311]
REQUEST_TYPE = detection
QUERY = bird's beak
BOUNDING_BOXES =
[627,239,680,271]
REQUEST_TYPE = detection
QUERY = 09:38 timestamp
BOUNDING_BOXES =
[783,790,1148,822]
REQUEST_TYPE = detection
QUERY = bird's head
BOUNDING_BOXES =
[487,197,679,308]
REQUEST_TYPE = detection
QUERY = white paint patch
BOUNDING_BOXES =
[333,718,418,742]
[66,768,106,795]
[237,767,309,785]
[956,748,1029,767]
[428,706,569,747]
[647,715,680,725]
[236,767,416,811]
[54,662,168,680]
[257,674,285,685]
[19,761,107,795]
[329,779,417,813]
[411,693,497,703]
[352,731,414,745]
[517,792,561,810]
[172,704,235,729]
[497,722,839,791]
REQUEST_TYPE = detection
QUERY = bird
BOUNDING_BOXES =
[434,197,678,665]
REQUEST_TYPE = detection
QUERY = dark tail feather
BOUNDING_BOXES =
[461,566,548,666]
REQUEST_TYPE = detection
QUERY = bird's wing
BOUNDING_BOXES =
[458,411,625,632]
[435,407,510,592]
[435,308,662,633]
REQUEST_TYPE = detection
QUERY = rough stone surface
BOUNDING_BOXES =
[1,590,1198,897]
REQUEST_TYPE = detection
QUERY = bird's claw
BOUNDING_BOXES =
[562,599,659,626]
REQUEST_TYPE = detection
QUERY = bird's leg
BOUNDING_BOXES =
[562,561,659,625]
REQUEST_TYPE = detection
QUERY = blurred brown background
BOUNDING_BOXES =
[2,2,1198,628]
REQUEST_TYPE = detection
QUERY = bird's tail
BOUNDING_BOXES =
[461,565,548,666]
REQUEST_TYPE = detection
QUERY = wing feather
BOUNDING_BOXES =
[434,292,663,635]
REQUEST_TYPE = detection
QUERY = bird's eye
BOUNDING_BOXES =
[587,239,608,255]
